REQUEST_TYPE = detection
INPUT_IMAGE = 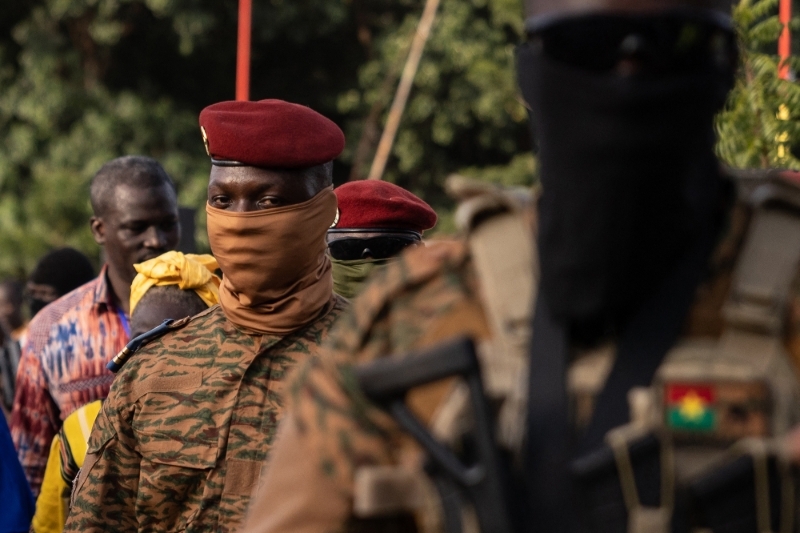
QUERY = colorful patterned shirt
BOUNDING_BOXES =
[11,268,129,495]
[65,297,347,533]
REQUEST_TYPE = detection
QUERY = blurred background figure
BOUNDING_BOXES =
[0,323,21,417]
[1,250,95,420]
[327,180,437,299]
[0,280,25,341]
[27,248,95,320]
[0,280,24,416]
[31,251,218,533]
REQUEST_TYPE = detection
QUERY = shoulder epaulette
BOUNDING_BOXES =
[107,316,192,373]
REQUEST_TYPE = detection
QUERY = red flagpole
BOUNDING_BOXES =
[236,0,252,100]
[779,0,791,80]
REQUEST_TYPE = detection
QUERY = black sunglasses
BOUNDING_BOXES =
[328,236,419,261]
[523,9,737,75]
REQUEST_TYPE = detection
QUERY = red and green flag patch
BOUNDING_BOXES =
[666,384,716,432]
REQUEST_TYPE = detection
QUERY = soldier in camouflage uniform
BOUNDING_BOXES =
[237,0,784,532]
[64,100,348,533]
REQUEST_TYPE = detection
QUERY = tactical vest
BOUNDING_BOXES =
[351,171,800,533]
[593,170,800,533]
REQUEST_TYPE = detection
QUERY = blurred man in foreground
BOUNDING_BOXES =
[238,0,760,531]
[32,251,219,533]
[65,100,348,533]
[12,156,180,495]
[328,180,437,299]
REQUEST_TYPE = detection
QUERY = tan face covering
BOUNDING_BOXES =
[206,187,337,335]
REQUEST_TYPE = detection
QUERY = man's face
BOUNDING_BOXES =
[326,231,421,260]
[91,183,180,285]
[208,166,320,212]
[26,282,60,304]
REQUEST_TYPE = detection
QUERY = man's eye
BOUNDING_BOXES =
[211,196,230,207]
[258,197,280,208]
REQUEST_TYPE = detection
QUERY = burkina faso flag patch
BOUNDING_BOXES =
[666,384,715,432]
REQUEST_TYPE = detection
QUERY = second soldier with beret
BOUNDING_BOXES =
[65,100,349,533]
[328,180,437,299]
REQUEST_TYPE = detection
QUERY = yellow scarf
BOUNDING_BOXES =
[130,251,221,313]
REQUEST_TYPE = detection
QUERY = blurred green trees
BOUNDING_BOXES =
[5,0,791,279]
[716,0,800,168]
[0,0,529,277]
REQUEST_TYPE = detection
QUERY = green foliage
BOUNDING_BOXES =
[0,0,366,277]
[0,0,530,277]
[716,0,800,169]
[339,0,530,207]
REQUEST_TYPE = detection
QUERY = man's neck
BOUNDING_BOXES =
[105,266,132,315]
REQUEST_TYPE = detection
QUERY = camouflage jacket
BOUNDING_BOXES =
[64,297,347,533]
[239,241,487,533]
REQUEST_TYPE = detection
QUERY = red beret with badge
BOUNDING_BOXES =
[199,99,345,168]
[331,180,437,235]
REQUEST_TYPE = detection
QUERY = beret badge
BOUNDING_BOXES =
[200,126,210,156]
[330,208,340,228]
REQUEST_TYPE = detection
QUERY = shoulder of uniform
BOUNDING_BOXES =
[107,312,201,374]
[445,174,536,235]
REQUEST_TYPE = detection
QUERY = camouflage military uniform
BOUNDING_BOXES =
[240,241,491,533]
[240,183,800,533]
[64,298,347,533]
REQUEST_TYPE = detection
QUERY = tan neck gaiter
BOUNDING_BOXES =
[206,187,337,335]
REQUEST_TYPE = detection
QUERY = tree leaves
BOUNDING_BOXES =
[0,0,531,277]
[716,0,800,170]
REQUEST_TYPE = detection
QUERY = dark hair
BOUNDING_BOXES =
[30,248,95,297]
[131,285,207,322]
[90,156,177,217]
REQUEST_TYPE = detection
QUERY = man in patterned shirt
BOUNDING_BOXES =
[65,99,349,533]
[11,155,180,494]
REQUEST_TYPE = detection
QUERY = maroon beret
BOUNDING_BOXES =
[199,99,345,168]
[331,180,437,234]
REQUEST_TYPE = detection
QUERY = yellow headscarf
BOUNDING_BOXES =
[130,251,221,313]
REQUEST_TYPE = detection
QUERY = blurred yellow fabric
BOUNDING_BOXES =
[129,251,221,313]
[31,400,102,533]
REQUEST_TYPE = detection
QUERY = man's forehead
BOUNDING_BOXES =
[109,183,177,218]
[524,0,732,18]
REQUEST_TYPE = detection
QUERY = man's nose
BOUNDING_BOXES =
[142,226,168,249]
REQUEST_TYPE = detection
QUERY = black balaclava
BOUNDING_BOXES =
[29,248,95,316]
[516,40,734,343]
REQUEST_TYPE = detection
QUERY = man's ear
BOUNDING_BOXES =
[90,217,106,246]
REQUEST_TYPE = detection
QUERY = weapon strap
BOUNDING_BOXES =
[524,189,725,533]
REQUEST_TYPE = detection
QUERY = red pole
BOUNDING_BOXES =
[779,0,791,80]
[236,0,252,100]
